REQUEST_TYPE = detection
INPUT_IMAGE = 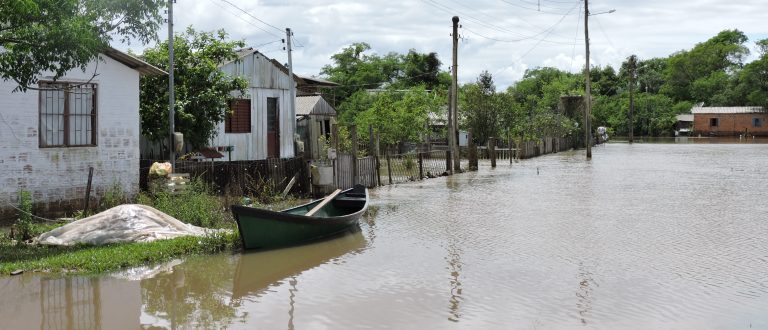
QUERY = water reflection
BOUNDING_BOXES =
[231,228,366,304]
[0,275,139,330]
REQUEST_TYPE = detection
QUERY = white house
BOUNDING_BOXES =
[0,47,165,220]
[210,48,297,160]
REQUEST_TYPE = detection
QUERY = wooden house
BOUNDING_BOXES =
[691,106,768,136]
[295,95,337,160]
[210,48,298,160]
[0,48,165,220]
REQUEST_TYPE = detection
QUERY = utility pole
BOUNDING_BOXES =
[451,16,461,172]
[583,0,592,159]
[628,55,636,144]
[168,0,175,169]
[286,28,297,157]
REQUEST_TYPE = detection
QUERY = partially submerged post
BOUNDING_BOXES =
[350,125,358,185]
[489,137,497,168]
[468,129,478,171]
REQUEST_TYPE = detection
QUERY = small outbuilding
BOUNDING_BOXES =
[295,95,337,160]
[691,106,768,136]
[210,48,298,160]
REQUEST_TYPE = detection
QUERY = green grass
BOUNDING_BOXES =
[0,231,240,275]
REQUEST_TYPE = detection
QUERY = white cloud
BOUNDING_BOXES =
[116,0,767,88]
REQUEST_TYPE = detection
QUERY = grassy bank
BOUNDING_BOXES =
[1,180,307,276]
[0,232,238,275]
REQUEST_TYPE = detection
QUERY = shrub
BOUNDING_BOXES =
[137,179,231,228]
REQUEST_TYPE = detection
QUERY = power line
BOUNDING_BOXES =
[208,0,282,38]
[462,2,580,45]
[519,3,580,58]
[218,0,284,36]
[497,0,576,15]
[570,2,583,71]
[592,15,616,50]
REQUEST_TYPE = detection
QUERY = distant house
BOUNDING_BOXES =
[295,95,337,160]
[209,48,298,160]
[297,75,339,97]
[0,48,165,220]
[691,106,768,136]
[674,114,694,136]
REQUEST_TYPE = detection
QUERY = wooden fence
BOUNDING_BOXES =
[140,157,309,196]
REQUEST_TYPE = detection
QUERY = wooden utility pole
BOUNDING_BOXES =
[168,0,175,168]
[286,28,297,154]
[451,16,461,171]
[583,0,592,159]
[628,55,636,143]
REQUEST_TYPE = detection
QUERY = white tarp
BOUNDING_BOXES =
[37,204,227,246]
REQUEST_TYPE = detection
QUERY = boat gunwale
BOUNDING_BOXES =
[231,186,369,249]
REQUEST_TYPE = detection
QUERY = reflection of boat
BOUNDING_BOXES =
[231,185,368,250]
[231,229,366,302]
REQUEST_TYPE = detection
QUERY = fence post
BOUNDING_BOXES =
[375,133,382,186]
[418,152,424,179]
[468,129,477,171]
[489,137,497,168]
[386,147,393,184]
[332,124,339,188]
[445,150,451,175]
[350,124,358,185]
[83,167,94,214]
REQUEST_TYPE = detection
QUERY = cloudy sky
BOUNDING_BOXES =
[122,0,767,89]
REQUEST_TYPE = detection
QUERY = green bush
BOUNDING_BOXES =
[137,179,230,229]
[100,182,126,211]
[14,190,33,241]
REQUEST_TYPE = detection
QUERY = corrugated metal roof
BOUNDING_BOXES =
[676,114,694,121]
[298,75,339,87]
[102,47,166,76]
[296,95,336,116]
[691,106,766,114]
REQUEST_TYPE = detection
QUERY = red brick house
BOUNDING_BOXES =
[691,106,768,136]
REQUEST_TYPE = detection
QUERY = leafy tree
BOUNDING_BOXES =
[320,43,401,106]
[461,71,500,145]
[354,86,440,146]
[399,50,449,90]
[1,0,164,90]
[140,27,248,148]
[732,39,768,108]
[661,29,749,103]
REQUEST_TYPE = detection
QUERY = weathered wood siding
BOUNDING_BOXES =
[211,51,296,160]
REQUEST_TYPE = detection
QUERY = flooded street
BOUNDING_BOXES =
[3,143,768,329]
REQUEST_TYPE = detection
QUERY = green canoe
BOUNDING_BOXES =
[231,185,369,250]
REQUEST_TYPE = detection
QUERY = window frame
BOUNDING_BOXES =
[753,117,763,128]
[38,81,98,148]
[709,118,719,127]
[225,98,252,133]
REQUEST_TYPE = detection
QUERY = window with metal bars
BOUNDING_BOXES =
[39,82,97,147]
[225,99,251,133]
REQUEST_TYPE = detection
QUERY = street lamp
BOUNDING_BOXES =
[583,0,615,159]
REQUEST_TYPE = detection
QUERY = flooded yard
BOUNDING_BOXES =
[2,142,767,329]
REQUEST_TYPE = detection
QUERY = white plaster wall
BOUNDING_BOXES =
[0,54,140,217]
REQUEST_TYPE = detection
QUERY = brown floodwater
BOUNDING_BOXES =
[2,142,768,329]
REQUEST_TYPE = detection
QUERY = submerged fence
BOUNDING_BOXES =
[140,157,309,196]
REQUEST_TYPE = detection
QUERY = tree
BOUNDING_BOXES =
[1,0,164,91]
[461,71,500,145]
[354,86,439,147]
[140,27,248,148]
[661,29,749,103]
[320,43,401,107]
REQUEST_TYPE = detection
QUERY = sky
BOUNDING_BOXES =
[120,0,768,89]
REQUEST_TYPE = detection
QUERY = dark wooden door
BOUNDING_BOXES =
[267,97,280,158]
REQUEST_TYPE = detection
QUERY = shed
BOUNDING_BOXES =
[209,48,298,160]
[296,95,337,160]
